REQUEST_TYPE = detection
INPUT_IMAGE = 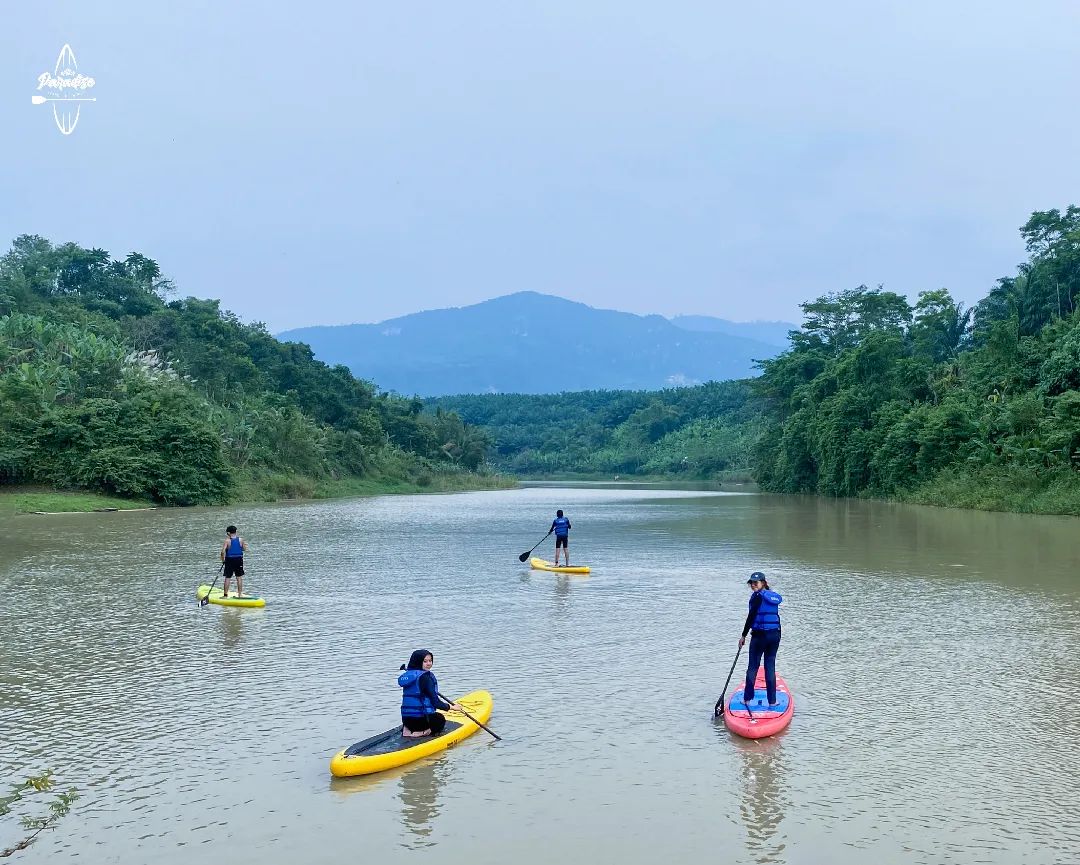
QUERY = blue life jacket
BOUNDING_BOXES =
[751,589,783,631]
[552,516,570,537]
[398,669,438,717]
[226,536,243,558]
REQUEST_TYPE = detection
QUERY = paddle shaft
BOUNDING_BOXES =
[200,562,225,607]
[438,692,501,741]
[518,530,552,562]
[713,644,743,716]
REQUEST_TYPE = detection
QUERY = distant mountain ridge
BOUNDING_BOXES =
[277,292,795,396]
[670,315,793,347]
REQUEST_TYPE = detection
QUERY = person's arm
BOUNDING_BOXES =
[420,673,451,711]
[241,537,249,553]
[220,540,228,562]
[549,521,556,533]
[741,594,762,639]
[566,521,571,531]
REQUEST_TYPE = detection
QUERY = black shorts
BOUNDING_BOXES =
[555,535,568,548]
[223,557,244,578]
[402,713,447,735]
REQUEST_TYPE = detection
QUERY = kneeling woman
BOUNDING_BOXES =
[398,649,463,738]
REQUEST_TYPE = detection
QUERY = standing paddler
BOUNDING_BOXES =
[219,525,248,599]
[739,572,783,708]
[550,509,572,567]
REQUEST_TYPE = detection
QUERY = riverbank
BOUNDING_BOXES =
[0,472,519,516]
[893,464,1080,516]
[0,489,157,515]
[514,470,753,485]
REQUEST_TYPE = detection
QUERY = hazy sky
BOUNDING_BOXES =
[5,2,1080,331]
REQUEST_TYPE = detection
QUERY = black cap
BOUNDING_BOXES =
[746,571,766,584]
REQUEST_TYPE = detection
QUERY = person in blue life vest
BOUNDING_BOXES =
[398,650,464,738]
[739,572,783,708]
[219,525,248,598]
[550,509,572,566]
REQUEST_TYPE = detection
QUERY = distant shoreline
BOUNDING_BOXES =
[0,474,518,516]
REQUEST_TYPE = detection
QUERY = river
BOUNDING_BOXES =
[1,484,1077,864]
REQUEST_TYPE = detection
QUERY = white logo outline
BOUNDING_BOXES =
[32,44,96,136]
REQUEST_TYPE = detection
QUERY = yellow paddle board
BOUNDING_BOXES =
[330,690,493,777]
[530,557,590,574]
[196,584,266,608]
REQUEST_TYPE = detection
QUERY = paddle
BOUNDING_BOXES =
[517,530,552,563]
[713,644,743,718]
[200,562,225,607]
[438,692,501,741]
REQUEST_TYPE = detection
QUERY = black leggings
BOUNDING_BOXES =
[402,713,447,735]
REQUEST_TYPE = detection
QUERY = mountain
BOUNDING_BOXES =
[277,292,788,396]
[670,315,794,347]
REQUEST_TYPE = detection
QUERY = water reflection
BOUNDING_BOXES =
[328,755,452,848]
[550,574,572,622]
[733,735,789,864]
[216,609,245,651]
[397,757,453,847]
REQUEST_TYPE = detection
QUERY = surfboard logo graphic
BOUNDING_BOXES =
[32,44,96,136]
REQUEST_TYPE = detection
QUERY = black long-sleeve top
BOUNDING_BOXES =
[742,592,763,638]
[418,671,451,712]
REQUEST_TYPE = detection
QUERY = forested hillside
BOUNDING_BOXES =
[753,207,1080,512]
[0,236,500,505]
[431,380,760,478]
[433,207,1080,514]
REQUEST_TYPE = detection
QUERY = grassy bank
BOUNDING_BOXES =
[518,470,753,485]
[314,472,517,498]
[1,471,518,515]
[231,468,517,503]
[0,488,157,515]
[893,465,1080,515]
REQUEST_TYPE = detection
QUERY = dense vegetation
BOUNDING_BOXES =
[7,205,1078,514]
[0,236,499,505]
[753,207,1080,512]
[435,207,1080,514]
[430,380,760,478]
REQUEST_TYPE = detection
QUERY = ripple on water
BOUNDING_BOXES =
[1,487,1078,864]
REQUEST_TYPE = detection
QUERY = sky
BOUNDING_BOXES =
[4,1,1080,332]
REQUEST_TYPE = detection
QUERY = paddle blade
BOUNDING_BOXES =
[518,552,530,562]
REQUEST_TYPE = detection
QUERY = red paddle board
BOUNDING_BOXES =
[723,669,794,739]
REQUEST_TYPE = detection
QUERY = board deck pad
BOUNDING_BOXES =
[727,689,791,717]
[195,584,266,607]
[343,721,465,757]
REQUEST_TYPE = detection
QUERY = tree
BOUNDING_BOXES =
[910,289,971,363]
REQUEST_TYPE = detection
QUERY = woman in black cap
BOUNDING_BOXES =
[397,649,463,738]
[739,572,784,708]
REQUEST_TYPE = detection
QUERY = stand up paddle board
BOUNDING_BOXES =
[196,584,266,608]
[723,669,793,739]
[330,690,493,777]
[530,557,590,574]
